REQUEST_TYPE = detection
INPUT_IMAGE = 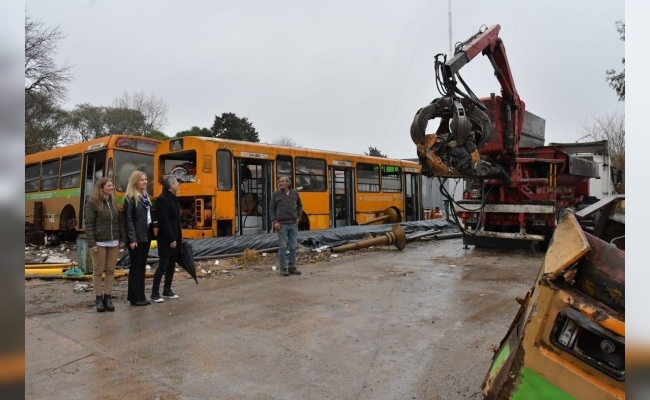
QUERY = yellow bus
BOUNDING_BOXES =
[154,136,422,238]
[25,135,161,240]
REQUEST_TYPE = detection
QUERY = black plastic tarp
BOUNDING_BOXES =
[117,219,455,267]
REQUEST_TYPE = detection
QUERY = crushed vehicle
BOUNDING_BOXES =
[481,195,625,399]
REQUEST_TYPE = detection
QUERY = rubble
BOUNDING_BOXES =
[25,242,77,264]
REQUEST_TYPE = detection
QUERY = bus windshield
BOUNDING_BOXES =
[113,150,155,193]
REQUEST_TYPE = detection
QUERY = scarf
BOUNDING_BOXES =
[139,192,151,209]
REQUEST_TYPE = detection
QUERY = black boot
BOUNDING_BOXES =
[103,294,115,311]
[95,295,106,312]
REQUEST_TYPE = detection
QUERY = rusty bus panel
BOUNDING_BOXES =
[482,196,625,400]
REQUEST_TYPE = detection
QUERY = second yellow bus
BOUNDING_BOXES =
[154,137,422,238]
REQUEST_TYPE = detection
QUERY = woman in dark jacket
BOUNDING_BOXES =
[124,170,153,306]
[85,177,126,312]
[151,175,183,302]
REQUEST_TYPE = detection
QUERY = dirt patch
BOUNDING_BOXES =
[25,242,356,316]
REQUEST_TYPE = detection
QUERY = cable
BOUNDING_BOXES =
[438,177,496,237]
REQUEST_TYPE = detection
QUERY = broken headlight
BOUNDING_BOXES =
[550,308,625,381]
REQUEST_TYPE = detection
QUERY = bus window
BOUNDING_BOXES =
[115,137,159,153]
[276,155,293,184]
[357,163,380,192]
[159,151,197,184]
[26,163,40,192]
[381,165,402,193]
[217,150,232,190]
[115,150,157,193]
[25,134,162,237]
[60,155,82,189]
[295,157,326,191]
[107,157,114,180]
[41,159,60,191]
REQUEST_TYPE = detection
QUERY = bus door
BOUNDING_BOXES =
[81,150,107,229]
[235,157,273,235]
[329,167,354,227]
[404,172,420,221]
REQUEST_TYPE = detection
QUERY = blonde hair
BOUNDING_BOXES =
[89,177,118,209]
[124,170,149,205]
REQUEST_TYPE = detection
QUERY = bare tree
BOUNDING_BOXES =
[113,91,168,134]
[581,112,625,193]
[24,15,71,103]
[272,136,301,147]
[25,14,73,154]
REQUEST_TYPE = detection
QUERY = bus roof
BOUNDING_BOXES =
[26,134,162,163]
[161,136,420,170]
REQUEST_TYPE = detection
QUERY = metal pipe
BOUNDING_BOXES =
[25,263,75,269]
[357,207,399,226]
[331,224,407,253]
[25,270,136,280]
[144,247,281,264]
[357,214,390,226]
[406,229,443,241]
[433,232,463,240]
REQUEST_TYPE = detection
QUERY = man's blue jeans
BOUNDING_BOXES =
[278,223,297,270]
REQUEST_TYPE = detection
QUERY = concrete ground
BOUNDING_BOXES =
[25,238,543,400]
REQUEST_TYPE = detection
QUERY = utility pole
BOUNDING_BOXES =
[448,0,452,55]
[445,0,457,209]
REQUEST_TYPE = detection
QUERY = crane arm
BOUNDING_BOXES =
[444,24,520,108]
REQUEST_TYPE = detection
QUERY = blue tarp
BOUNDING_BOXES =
[117,219,455,267]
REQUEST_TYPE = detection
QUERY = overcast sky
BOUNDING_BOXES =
[24,0,624,159]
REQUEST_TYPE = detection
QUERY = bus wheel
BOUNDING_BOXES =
[59,205,77,238]
[298,212,310,231]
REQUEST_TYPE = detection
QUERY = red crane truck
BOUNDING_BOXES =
[410,24,599,248]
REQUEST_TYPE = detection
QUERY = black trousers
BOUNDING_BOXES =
[152,254,178,294]
[127,241,151,303]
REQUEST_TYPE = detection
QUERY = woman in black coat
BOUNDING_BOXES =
[150,175,183,303]
[124,170,154,306]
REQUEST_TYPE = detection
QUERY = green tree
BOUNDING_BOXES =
[365,146,387,158]
[64,103,106,142]
[211,112,260,142]
[147,129,171,141]
[25,92,67,153]
[25,14,72,154]
[103,107,146,135]
[64,104,167,141]
[606,21,625,101]
[176,126,212,137]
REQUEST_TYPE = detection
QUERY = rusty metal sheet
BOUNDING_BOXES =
[542,212,590,277]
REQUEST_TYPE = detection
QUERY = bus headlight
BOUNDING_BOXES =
[550,308,625,381]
